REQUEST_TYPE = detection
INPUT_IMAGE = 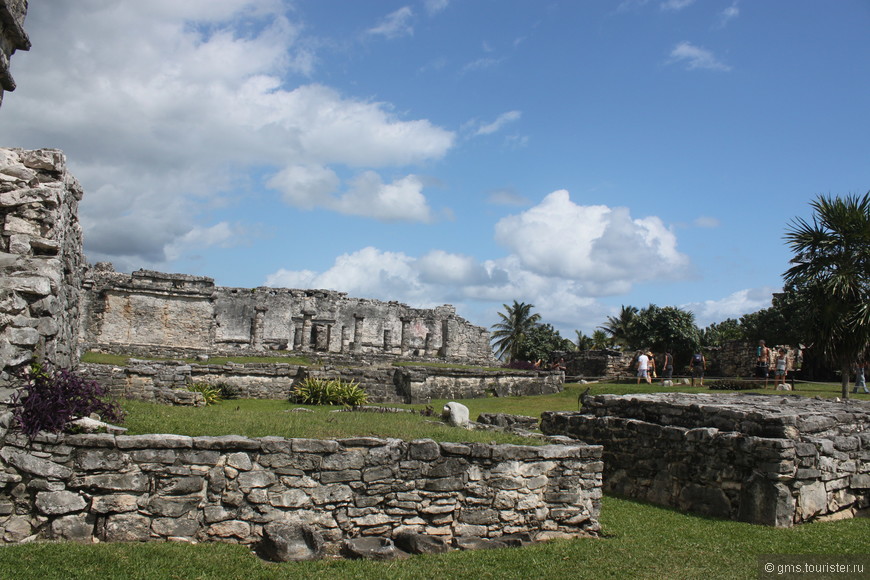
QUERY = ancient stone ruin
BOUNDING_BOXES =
[81,265,494,364]
[0,428,603,555]
[0,0,29,108]
[541,392,870,527]
[0,148,86,389]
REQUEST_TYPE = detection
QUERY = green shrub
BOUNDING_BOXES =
[291,377,368,407]
[9,363,126,437]
[187,382,222,405]
[214,382,239,400]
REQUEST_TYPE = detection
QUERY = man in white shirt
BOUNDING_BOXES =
[636,351,651,384]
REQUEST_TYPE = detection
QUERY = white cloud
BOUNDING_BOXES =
[683,286,778,327]
[474,110,522,136]
[425,0,450,16]
[367,7,414,39]
[660,0,695,10]
[263,189,693,332]
[668,41,731,71]
[1,2,453,267]
[493,190,690,295]
[719,3,740,26]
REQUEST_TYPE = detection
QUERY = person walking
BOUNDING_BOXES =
[756,340,771,388]
[636,351,651,385]
[773,348,789,388]
[690,350,706,387]
[853,359,868,394]
[662,351,674,385]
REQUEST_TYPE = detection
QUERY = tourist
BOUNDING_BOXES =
[853,359,868,394]
[636,350,651,384]
[647,352,656,380]
[755,340,771,388]
[661,351,674,385]
[690,351,705,387]
[774,348,788,388]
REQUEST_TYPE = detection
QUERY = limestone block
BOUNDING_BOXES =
[442,402,470,428]
[35,490,87,515]
[71,472,148,493]
[3,216,40,237]
[103,513,152,542]
[341,536,408,560]
[90,494,140,514]
[207,519,251,539]
[393,531,450,555]
[151,517,200,538]
[258,522,325,562]
[268,489,311,509]
[0,447,73,480]
[2,515,34,542]
[50,513,94,542]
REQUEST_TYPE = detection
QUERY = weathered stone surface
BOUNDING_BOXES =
[258,522,325,562]
[393,531,450,554]
[35,490,87,515]
[442,402,470,428]
[0,432,601,551]
[0,447,72,480]
[543,392,870,527]
[341,537,408,560]
[104,514,152,542]
[50,514,94,542]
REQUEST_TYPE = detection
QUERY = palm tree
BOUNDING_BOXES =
[783,192,870,398]
[591,329,611,350]
[491,301,541,362]
[598,305,638,349]
[575,330,594,351]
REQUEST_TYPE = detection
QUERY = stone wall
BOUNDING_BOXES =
[79,360,564,405]
[0,429,602,550]
[0,148,85,387]
[0,0,29,108]
[81,267,495,365]
[540,392,870,526]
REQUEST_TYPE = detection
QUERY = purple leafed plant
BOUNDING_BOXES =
[9,364,126,437]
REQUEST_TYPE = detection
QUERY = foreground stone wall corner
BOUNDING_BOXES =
[0,0,31,107]
[0,148,85,386]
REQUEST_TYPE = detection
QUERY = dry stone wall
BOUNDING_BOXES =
[82,267,494,365]
[78,360,564,405]
[0,148,85,388]
[541,392,870,526]
[0,428,602,550]
[0,0,29,108]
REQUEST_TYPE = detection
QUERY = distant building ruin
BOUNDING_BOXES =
[80,266,494,364]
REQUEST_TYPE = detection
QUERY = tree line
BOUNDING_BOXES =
[491,193,870,398]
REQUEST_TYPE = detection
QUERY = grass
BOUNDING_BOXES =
[5,376,867,579]
[120,399,537,445]
[0,495,866,580]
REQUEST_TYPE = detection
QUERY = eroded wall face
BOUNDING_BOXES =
[84,271,495,364]
[0,0,31,107]
[0,148,84,385]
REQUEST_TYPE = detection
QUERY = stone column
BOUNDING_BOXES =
[383,329,392,352]
[300,314,312,351]
[352,315,365,352]
[439,319,450,357]
[250,306,267,350]
[400,317,412,354]
[340,325,350,353]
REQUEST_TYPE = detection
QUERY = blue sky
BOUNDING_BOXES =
[2,0,868,337]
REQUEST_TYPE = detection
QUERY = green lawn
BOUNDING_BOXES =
[0,495,865,580]
[3,378,866,579]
